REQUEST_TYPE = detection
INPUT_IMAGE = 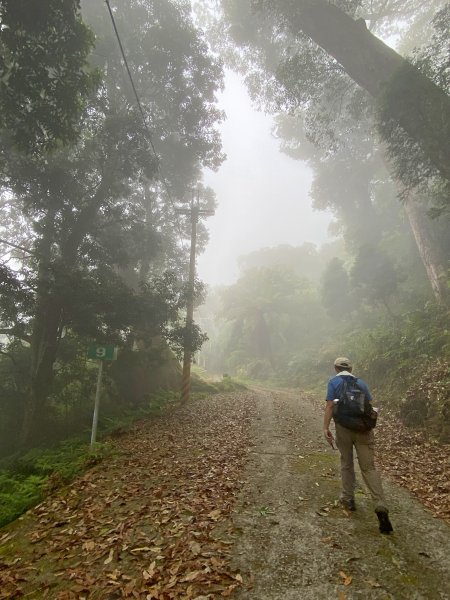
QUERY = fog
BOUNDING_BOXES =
[197,70,333,287]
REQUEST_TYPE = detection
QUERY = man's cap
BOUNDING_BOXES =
[334,356,352,369]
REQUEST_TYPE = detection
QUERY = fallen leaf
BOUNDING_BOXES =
[181,570,201,582]
[189,541,201,555]
[130,546,151,554]
[143,561,157,581]
[208,509,221,521]
[339,571,353,586]
[82,540,95,552]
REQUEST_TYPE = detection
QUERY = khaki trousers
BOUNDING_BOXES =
[335,423,388,511]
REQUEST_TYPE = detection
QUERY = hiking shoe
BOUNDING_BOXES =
[340,498,356,511]
[376,510,393,534]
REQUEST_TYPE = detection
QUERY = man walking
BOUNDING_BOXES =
[323,357,393,533]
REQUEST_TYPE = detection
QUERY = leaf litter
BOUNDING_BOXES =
[376,411,450,524]
[0,393,257,599]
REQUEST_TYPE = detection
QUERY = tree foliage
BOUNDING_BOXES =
[0,0,98,153]
[198,0,450,190]
[0,0,224,447]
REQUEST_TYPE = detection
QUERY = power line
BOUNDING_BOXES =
[104,0,156,156]
[104,0,187,250]
[0,238,36,256]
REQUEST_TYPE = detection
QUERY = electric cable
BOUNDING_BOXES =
[0,237,36,256]
[104,0,188,251]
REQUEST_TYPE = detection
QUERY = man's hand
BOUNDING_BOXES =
[323,400,335,448]
[323,429,335,449]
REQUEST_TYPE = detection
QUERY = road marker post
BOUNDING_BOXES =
[87,344,118,448]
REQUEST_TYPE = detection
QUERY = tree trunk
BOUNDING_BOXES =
[403,197,448,305]
[266,0,450,181]
[379,153,449,306]
[341,168,382,247]
[20,209,64,445]
[21,296,64,445]
[139,185,154,283]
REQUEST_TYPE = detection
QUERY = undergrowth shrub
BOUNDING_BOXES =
[0,473,45,528]
[0,440,114,528]
[288,305,450,412]
[400,359,450,441]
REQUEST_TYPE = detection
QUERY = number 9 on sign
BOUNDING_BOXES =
[87,344,117,361]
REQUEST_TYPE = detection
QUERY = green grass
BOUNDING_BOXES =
[190,369,248,395]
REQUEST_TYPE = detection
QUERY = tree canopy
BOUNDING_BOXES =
[0,0,98,153]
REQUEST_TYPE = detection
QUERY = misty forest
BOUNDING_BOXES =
[0,0,449,598]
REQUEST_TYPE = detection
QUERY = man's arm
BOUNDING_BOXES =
[323,400,335,445]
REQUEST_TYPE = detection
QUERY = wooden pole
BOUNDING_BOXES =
[180,199,198,403]
[177,191,214,403]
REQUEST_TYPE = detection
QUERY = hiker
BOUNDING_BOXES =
[323,356,393,534]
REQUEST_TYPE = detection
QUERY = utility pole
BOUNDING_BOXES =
[176,190,214,403]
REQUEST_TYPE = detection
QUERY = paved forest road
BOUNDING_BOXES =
[1,389,450,599]
[231,388,450,600]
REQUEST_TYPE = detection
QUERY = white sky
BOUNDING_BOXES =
[197,70,333,286]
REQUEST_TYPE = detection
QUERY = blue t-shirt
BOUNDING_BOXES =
[326,373,372,402]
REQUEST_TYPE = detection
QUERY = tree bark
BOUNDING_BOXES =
[378,153,448,306]
[403,197,448,305]
[266,0,450,181]
[21,296,64,445]
[21,210,63,445]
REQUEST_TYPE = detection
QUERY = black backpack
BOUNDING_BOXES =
[333,376,377,432]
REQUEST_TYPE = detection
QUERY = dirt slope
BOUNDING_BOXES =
[1,389,450,599]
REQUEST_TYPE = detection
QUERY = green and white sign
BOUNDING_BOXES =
[87,344,118,448]
[87,344,118,361]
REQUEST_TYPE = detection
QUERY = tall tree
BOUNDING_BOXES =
[321,258,353,319]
